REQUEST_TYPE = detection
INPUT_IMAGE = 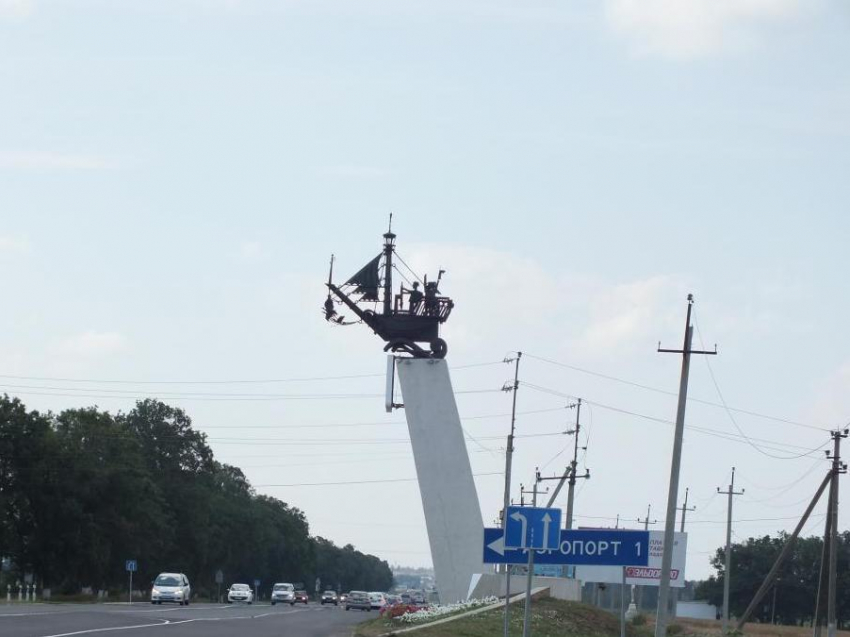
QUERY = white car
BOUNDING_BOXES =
[369,592,387,610]
[151,573,191,606]
[227,583,254,604]
[271,582,295,605]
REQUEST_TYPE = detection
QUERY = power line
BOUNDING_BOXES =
[520,382,829,459]
[523,352,830,433]
[693,313,815,460]
[255,471,503,488]
[0,359,503,385]
[0,385,501,401]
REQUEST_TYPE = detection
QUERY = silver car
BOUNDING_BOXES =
[271,582,295,606]
[150,573,191,606]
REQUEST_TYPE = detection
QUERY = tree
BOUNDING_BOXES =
[695,532,849,627]
[0,396,392,599]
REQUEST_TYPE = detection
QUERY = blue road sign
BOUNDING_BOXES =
[125,560,137,572]
[505,506,562,550]
[484,528,650,566]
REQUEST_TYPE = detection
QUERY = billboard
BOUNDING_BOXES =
[574,530,687,588]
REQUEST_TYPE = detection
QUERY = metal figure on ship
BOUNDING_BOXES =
[323,220,453,359]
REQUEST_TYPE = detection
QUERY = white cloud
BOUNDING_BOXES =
[807,360,850,429]
[573,275,684,356]
[604,0,799,59]
[0,234,32,256]
[397,243,684,361]
[0,151,112,170]
[0,0,33,19]
[321,165,389,179]
[60,331,129,358]
[238,240,269,263]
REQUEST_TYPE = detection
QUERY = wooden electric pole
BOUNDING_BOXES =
[501,352,521,637]
[635,505,657,610]
[655,294,717,637]
[718,467,744,633]
[671,487,695,619]
[826,429,847,637]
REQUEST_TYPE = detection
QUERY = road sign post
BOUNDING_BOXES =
[254,579,261,601]
[215,570,223,603]
[125,560,137,605]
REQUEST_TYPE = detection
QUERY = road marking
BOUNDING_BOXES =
[36,607,309,636]
[38,619,171,637]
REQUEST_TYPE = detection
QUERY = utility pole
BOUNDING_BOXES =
[635,506,657,611]
[638,504,657,530]
[736,467,833,630]
[501,352,521,637]
[522,477,547,637]
[718,467,744,633]
[826,429,847,637]
[677,488,696,533]
[813,490,832,637]
[565,399,590,531]
[671,488,695,619]
[655,294,716,637]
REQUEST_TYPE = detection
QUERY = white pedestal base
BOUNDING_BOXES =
[396,358,486,604]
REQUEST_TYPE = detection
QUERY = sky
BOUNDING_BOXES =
[1,0,849,582]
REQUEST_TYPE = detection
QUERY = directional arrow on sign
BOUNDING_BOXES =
[487,534,506,556]
[509,511,528,547]
[542,513,552,548]
[505,506,561,550]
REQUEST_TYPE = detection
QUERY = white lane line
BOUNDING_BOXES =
[0,612,71,618]
[38,619,171,637]
[36,607,307,636]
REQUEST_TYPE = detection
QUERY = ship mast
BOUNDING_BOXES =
[382,215,395,315]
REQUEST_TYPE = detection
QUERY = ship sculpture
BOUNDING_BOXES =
[323,223,453,358]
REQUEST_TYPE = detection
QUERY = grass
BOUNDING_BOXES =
[354,598,653,637]
[673,618,850,637]
[354,598,850,637]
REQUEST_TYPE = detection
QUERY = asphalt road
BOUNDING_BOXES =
[0,602,372,637]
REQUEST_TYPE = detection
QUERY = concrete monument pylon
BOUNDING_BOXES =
[395,357,485,603]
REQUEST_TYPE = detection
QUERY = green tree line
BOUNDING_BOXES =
[696,531,849,627]
[0,395,393,596]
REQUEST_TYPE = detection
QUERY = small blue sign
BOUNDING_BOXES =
[484,528,649,566]
[505,506,562,550]
[125,560,137,572]
[253,579,260,589]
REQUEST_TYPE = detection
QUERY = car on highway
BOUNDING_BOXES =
[339,592,348,603]
[227,583,254,604]
[345,590,372,611]
[293,590,309,604]
[369,592,387,610]
[150,573,191,606]
[270,582,295,606]
[320,590,338,605]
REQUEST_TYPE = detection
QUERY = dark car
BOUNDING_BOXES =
[345,590,371,612]
[321,590,338,605]
[293,590,309,605]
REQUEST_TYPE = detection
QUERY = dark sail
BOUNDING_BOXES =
[345,254,381,301]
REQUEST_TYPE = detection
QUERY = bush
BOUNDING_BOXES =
[667,623,684,635]
[631,613,648,626]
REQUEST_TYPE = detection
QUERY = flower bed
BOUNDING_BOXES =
[390,596,500,625]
